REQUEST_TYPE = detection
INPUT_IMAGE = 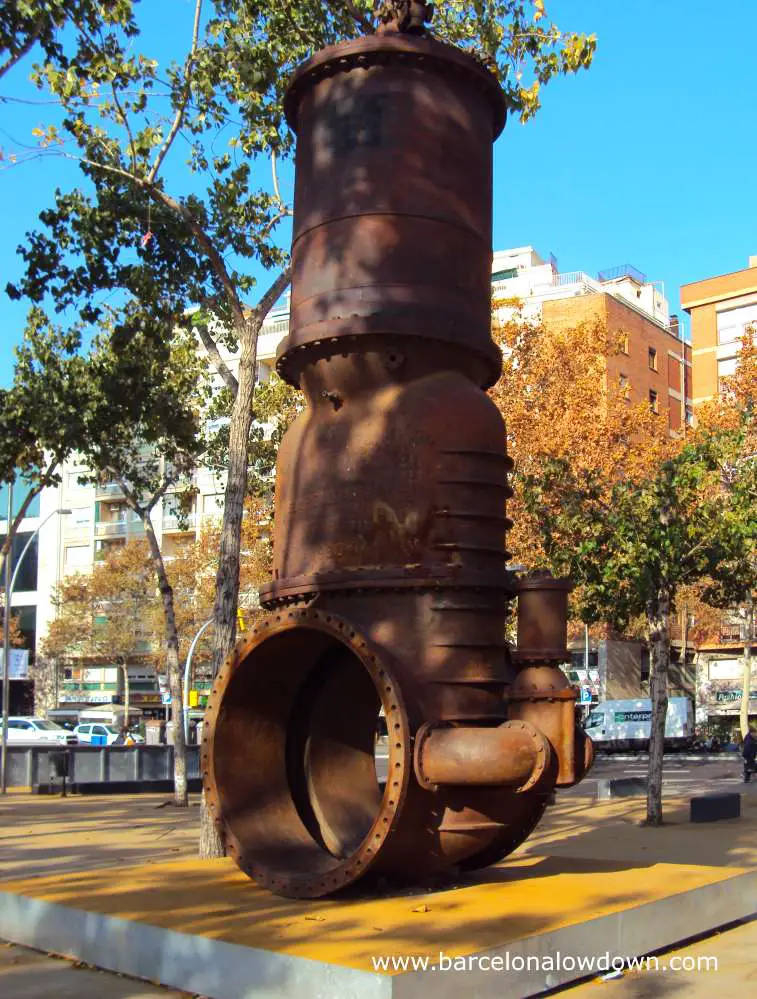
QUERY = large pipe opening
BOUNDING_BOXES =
[205,616,410,897]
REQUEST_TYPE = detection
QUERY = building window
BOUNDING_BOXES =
[649,389,659,413]
[0,482,40,521]
[202,493,224,515]
[717,356,738,396]
[64,545,90,573]
[716,303,757,345]
[491,267,518,281]
[685,406,694,426]
[618,373,630,400]
[620,333,630,355]
[66,471,87,490]
[640,647,650,683]
[648,346,657,371]
[0,532,38,591]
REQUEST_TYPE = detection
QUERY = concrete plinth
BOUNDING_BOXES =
[1,855,756,999]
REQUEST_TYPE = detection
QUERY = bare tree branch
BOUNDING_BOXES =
[147,0,203,185]
[340,0,374,33]
[0,30,42,81]
[196,321,239,394]
[270,147,284,204]
[61,150,249,334]
[251,265,292,327]
[0,453,60,561]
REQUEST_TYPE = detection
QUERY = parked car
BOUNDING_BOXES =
[74,723,121,746]
[0,717,78,746]
[74,723,144,746]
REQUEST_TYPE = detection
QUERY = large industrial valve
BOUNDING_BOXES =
[202,12,592,899]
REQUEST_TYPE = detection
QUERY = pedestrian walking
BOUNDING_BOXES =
[742,727,757,782]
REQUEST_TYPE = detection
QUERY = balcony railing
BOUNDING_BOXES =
[162,513,197,533]
[95,482,124,499]
[552,270,603,291]
[94,519,146,538]
[261,316,290,336]
[719,625,746,644]
[598,263,647,284]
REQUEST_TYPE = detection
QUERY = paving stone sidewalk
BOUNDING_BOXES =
[0,941,192,999]
[1,788,755,998]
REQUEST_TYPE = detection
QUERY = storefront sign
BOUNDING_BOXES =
[709,659,743,681]
[130,693,161,705]
[59,692,115,704]
[713,689,757,702]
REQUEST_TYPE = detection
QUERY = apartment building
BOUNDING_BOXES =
[694,622,757,731]
[0,482,42,715]
[492,247,693,434]
[680,256,757,404]
[679,257,757,731]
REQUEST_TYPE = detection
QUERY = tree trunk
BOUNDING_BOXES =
[646,588,670,826]
[121,662,131,731]
[211,319,259,676]
[740,591,754,739]
[200,320,259,857]
[142,515,188,807]
[199,786,222,858]
[32,657,59,716]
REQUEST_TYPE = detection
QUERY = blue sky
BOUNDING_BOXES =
[1,0,756,385]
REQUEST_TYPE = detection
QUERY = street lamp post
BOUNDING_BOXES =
[1,502,71,794]
[183,618,213,744]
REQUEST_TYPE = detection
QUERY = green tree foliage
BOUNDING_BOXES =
[69,326,210,806]
[524,428,757,824]
[0,1,133,81]
[0,313,94,564]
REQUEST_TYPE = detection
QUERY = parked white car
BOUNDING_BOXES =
[73,723,144,746]
[74,723,121,746]
[0,717,78,746]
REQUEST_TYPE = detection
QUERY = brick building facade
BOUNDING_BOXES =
[680,257,757,405]
[541,294,692,435]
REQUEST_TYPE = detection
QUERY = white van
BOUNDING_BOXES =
[584,697,693,751]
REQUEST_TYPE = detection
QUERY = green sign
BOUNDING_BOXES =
[614,710,652,723]
[714,690,757,703]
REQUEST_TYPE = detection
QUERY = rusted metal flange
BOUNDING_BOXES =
[202,608,412,899]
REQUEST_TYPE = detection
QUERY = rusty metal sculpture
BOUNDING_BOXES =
[202,12,593,899]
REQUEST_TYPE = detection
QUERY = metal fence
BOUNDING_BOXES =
[4,744,201,788]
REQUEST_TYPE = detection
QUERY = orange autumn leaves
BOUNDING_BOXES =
[490,311,674,568]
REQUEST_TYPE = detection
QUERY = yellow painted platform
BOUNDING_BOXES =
[1,855,750,973]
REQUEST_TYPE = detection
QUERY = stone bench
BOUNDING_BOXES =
[690,793,741,823]
[596,777,647,799]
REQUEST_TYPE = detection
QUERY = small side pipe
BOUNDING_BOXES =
[414,720,551,792]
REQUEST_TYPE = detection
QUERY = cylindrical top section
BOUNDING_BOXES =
[515,572,573,662]
[278,33,507,389]
[284,35,506,136]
